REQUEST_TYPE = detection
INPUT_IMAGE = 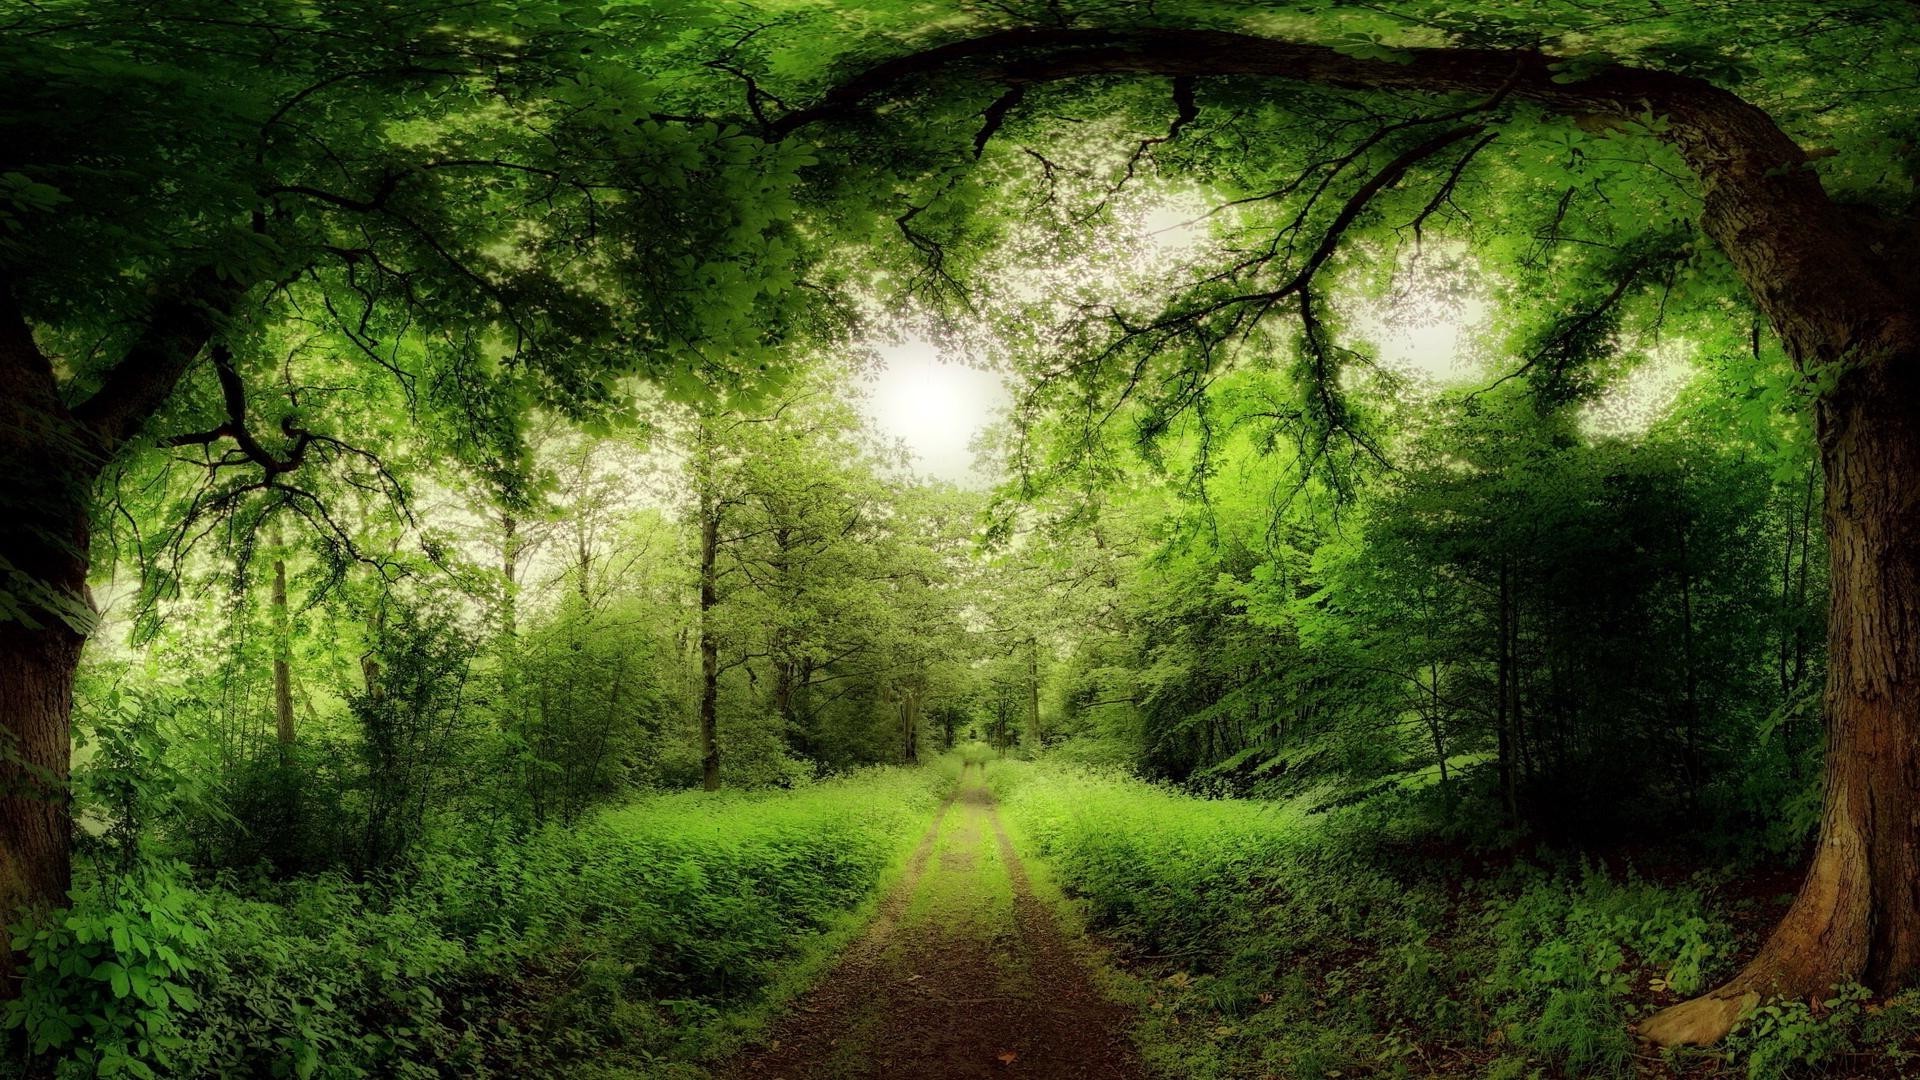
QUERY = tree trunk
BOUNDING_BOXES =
[272,554,295,747]
[0,621,80,955]
[1027,638,1042,747]
[901,689,920,764]
[0,289,93,978]
[1677,510,1700,805]
[1641,349,1920,1044]
[1495,559,1518,818]
[773,658,799,753]
[696,422,721,792]
[500,511,519,639]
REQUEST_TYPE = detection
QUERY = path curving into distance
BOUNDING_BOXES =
[723,763,1143,1079]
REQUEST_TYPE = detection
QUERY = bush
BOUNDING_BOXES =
[994,760,1762,1080]
[7,767,950,1078]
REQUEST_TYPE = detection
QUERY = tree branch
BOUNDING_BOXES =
[71,266,241,457]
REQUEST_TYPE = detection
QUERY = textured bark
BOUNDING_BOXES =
[0,271,229,972]
[0,289,89,983]
[1641,348,1920,1044]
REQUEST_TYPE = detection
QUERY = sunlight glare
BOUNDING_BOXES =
[865,338,1011,487]
[1581,339,1697,438]
[1350,248,1490,386]
[1136,201,1209,259]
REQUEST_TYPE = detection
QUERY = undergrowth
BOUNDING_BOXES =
[5,766,949,1079]
[995,761,1920,1080]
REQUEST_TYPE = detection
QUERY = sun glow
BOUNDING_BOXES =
[1350,246,1491,387]
[864,337,1012,487]
[1581,338,1697,438]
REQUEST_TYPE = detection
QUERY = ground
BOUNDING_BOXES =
[723,763,1143,1079]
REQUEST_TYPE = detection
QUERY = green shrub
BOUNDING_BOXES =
[8,766,949,1078]
[6,862,207,1080]
[997,760,1757,1080]
[1484,866,1734,1074]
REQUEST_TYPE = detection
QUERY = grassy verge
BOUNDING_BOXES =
[6,766,953,1079]
[991,761,1920,1080]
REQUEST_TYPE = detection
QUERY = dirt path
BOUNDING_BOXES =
[722,763,1143,1079]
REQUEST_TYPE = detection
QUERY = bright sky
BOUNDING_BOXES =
[864,337,1012,487]
[1581,338,1697,438]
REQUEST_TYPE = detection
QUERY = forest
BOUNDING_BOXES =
[1,0,1917,1077]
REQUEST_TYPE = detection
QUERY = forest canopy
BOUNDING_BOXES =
[2,0,1918,1076]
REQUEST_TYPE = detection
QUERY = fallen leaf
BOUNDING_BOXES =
[996,1050,1019,1066]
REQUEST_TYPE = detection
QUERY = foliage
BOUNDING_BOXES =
[6,768,948,1078]
[992,761,1865,1080]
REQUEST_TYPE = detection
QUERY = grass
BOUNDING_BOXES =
[6,766,954,1079]
[990,759,1920,1079]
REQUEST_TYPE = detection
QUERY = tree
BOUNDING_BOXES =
[747,18,1916,1044]
[5,1,1916,1044]
[0,0,811,933]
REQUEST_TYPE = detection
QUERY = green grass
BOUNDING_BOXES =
[6,766,953,1079]
[990,760,1886,1080]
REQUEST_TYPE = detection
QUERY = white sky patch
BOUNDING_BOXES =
[864,337,1012,487]
[1135,199,1212,261]
[1581,338,1697,438]
[1353,293,1490,385]
[1349,247,1492,387]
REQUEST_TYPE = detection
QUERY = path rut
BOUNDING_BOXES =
[722,763,1143,1079]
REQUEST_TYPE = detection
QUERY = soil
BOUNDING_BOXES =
[721,763,1143,1079]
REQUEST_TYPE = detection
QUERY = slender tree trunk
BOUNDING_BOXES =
[901,689,920,764]
[1027,637,1042,747]
[774,659,798,752]
[577,512,592,606]
[1427,659,1449,788]
[696,421,721,792]
[500,511,519,640]
[361,603,384,703]
[271,550,295,748]
[1678,510,1700,805]
[1495,559,1517,818]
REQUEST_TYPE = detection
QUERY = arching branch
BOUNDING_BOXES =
[770,26,1903,371]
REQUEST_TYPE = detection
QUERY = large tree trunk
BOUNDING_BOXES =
[1641,348,1920,1043]
[0,290,92,981]
[0,622,80,942]
[0,269,227,989]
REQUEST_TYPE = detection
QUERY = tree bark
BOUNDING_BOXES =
[500,511,519,639]
[900,689,920,764]
[0,270,230,968]
[1027,637,1042,747]
[1640,349,1920,1044]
